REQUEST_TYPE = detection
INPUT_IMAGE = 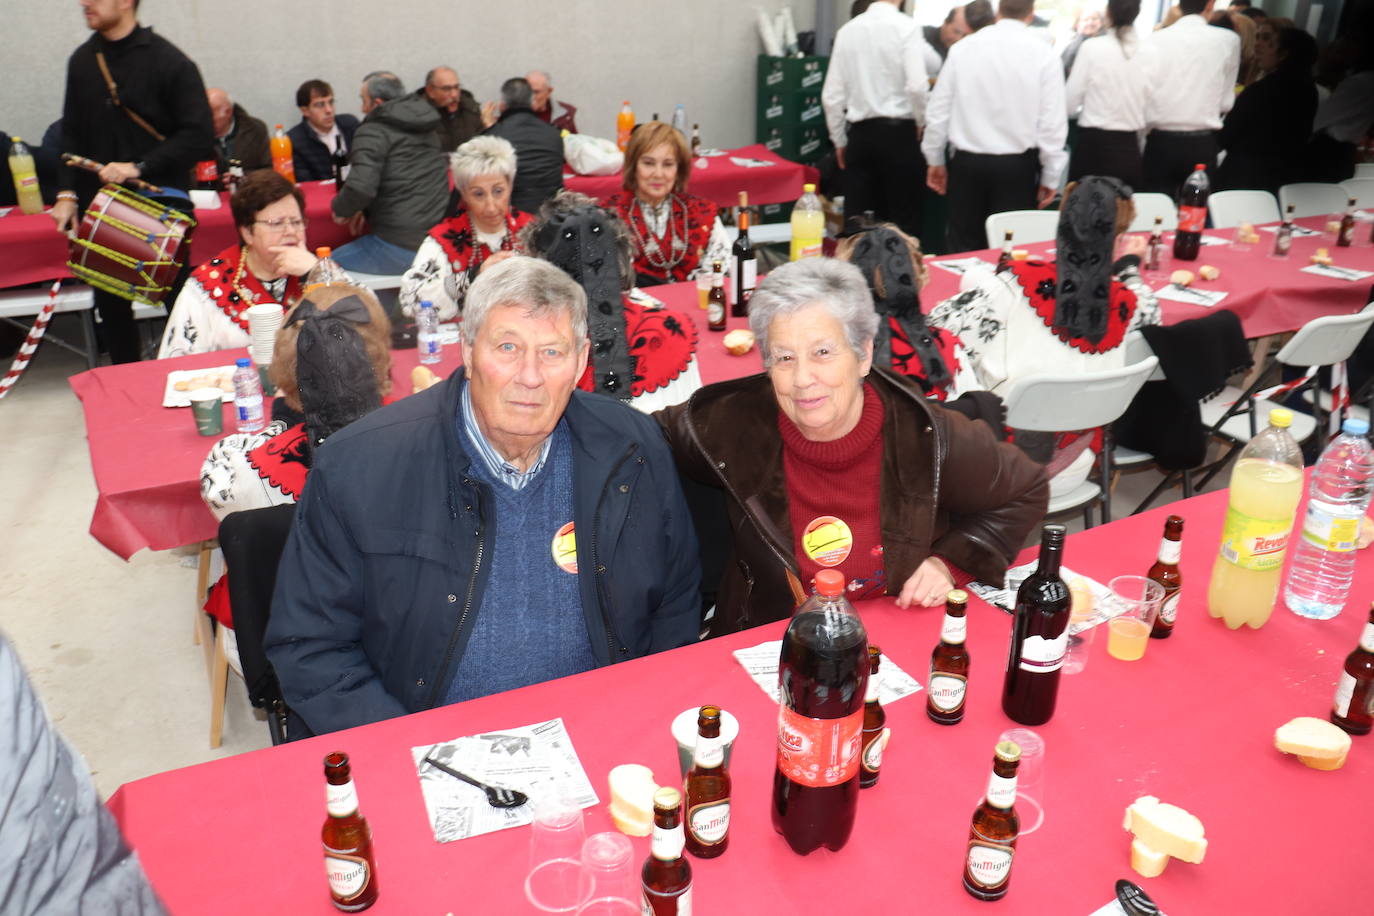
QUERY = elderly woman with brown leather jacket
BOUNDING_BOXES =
[656,258,1049,637]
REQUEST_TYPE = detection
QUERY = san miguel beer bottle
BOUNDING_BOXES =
[962,740,1022,901]
[1001,525,1071,726]
[684,705,732,858]
[642,787,693,915]
[322,753,379,912]
[994,231,1014,273]
[1332,603,1374,735]
[707,260,727,332]
[1338,197,1357,247]
[928,590,971,724]
[773,568,869,854]
[859,646,888,788]
[1148,516,1184,639]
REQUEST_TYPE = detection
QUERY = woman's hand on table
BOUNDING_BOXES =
[896,556,955,608]
[270,244,319,278]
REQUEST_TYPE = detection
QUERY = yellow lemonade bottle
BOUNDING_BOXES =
[1206,408,1305,629]
[789,183,824,261]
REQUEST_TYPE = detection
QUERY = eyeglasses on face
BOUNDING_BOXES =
[255,217,307,231]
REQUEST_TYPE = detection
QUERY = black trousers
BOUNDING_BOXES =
[1068,127,1143,192]
[844,117,925,238]
[1141,130,1218,199]
[945,149,1038,254]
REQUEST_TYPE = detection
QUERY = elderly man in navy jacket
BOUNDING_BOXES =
[266,257,701,735]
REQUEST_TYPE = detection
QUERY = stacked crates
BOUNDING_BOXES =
[756,55,831,176]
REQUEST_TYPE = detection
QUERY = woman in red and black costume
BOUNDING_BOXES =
[399,136,535,320]
[605,121,731,286]
[158,170,319,358]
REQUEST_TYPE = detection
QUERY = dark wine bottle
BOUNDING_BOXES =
[1001,525,1071,726]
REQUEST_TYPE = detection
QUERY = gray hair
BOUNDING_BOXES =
[501,77,533,109]
[449,135,518,192]
[362,71,404,103]
[747,258,879,365]
[424,66,457,87]
[527,69,552,84]
[518,190,637,291]
[462,256,589,347]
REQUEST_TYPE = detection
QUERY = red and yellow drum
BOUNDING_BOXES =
[67,184,196,306]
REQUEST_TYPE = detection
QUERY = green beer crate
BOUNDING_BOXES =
[755,89,826,141]
[757,55,829,95]
[761,123,830,166]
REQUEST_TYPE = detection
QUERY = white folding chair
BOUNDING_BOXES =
[1339,178,1374,210]
[1208,190,1280,228]
[1279,182,1349,219]
[984,210,1060,249]
[1003,355,1159,527]
[1127,193,1178,232]
[1355,163,1374,179]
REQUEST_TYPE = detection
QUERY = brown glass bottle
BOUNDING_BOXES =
[321,752,379,912]
[642,787,693,915]
[707,260,726,331]
[1001,525,1071,726]
[928,590,971,724]
[1332,603,1374,735]
[684,705,731,857]
[962,740,1022,901]
[994,231,1014,272]
[859,646,887,787]
[1148,515,1184,639]
[1338,198,1357,247]
[732,192,755,317]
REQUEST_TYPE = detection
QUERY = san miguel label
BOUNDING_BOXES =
[324,851,370,901]
[687,799,730,846]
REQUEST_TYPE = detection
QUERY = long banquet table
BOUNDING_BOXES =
[106,486,1371,914]
[564,143,819,209]
[68,282,758,559]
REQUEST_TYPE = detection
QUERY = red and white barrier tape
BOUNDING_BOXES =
[0,281,63,402]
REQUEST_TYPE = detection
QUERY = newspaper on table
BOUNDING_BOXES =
[729,156,775,169]
[1196,233,1229,247]
[732,640,923,705]
[966,560,1116,635]
[1259,223,1321,237]
[411,717,598,844]
[1153,284,1228,307]
[929,256,993,277]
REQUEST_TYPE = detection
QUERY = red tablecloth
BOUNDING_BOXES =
[922,218,1374,339]
[106,486,1369,915]
[0,181,353,290]
[69,281,760,559]
[565,144,820,209]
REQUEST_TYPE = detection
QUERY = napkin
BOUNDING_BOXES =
[1300,263,1374,282]
[930,256,994,276]
[1153,284,1228,307]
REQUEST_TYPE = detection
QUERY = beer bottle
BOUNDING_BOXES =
[1148,515,1184,639]
[962,740,1022,901]
[732,192,756,317]
[321,752,379,912]
[332,135,349,189]
[1332,602,1374,735]
[1146,217,1164,272]
[994,231,1014,273]
[690,123,702,160]
[225,158,244,197]
[1001,525,1071,726]
[684,705,731,858]
[707,260,727,332]
[859,646,888,787]
[1337,197,1357,248]
[642,787,692,915]
[1274,204,1296,257]
[928,589,971,724]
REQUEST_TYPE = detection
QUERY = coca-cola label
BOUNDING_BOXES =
[986,772,1018,809]
[326,780,358,817]
[1301,500,1360,553]
[941,613,967,644]
[643,884,692,916]
[650,821,686,861]
[1017,632,1069,673]
[861,727,890,773]
[928,673,967,712]
[776,705,864,788]
[324,851,370,901]
[1157,536,1181,565]
[195,159,219,182]
[1160,591,1180,625]
[1334,671,1356,718]
[1218,507,1291,572]
[687,799,730,845]
[965,840,1014,889]
[1177,205,1206,233]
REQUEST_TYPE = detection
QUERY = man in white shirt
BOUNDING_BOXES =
[921,0,1068,253]
[822,0,931,236]
[1136,0,1240,196]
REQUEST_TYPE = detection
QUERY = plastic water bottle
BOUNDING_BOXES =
[671,104,688,137]
[1284,418,1374,619]
[232,357,266,433]
[417,299,442,365]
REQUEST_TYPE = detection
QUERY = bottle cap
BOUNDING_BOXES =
[1194,163,1205,170]
[803,183,816,193]
[1342,418,1370,436]
[236,357,251,368]
[315,247,331,258]
[1269,407,1293,429]
[652,786,681,810]
[994,740,1022,763]
[814,568,845,597]
[947,589,969,604]
[420,299,434,309]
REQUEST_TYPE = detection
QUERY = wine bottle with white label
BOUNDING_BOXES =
[1148,515,1184,639]
[1001,525,1071,726]
[684,705,731,857]
[962,740,1021,901]
[1332,603,1374,735]
[928,590,971,725]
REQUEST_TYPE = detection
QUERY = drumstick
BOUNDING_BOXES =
[61,153,164,195]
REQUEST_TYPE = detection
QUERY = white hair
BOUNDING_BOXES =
[747,258,879,365]
[449,135,518,192]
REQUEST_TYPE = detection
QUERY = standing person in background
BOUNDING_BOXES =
[482,77,564,215]
[1060,7,1105,76]
[1065,0,1148,189]
[421,66,485,153]
[1217,27,1318,194]
[922,5,973,77]
[287,79,359,183]
[527,70,579,133]
[922,0,1068,253]
[51,0,214,363]
[1136,0,1240,196]
[822,0,931,237]
[1306,46,1374,182]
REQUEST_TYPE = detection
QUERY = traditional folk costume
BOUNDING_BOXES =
[157,245,303,358]
[398,210,534,320]
[604,191,731,286]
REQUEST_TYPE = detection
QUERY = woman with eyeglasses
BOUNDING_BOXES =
[158,170,320,358]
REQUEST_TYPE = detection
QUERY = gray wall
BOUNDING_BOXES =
[6,0,822,152]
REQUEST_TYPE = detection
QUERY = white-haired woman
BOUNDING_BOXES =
[399,135,534,319]
[655,258,1048,637]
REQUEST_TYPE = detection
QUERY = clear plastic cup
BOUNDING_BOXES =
[529,793,586,869]
[580,832,635,903]
[525,859,592,914]
[576,899,639,916]
[1106,576,1164,662]
[999,727,1045,835]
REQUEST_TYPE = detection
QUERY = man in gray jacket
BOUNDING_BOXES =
[331,71,449,275]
